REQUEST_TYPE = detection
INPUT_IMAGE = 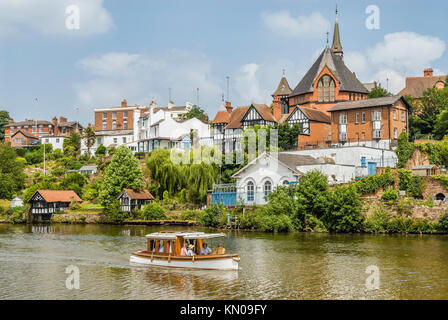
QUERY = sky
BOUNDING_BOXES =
[0,0,447,126]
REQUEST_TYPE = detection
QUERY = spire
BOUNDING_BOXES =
[272,71,292,97]
[331,6,343,57]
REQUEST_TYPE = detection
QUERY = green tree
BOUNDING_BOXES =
[99,146,144,207]
[395,132,415,168]
[0,111,10,141]
[95,144,107,157]
[82,126,96,156]
[0,143,26,199]
[275,122,301,150]
[141,203,166,220]
[295,170,330,229]
[178,105,208,121]
[323,185,364,232]
[367,82,392,99]
[60,172,87,197]
[63,132,81,157]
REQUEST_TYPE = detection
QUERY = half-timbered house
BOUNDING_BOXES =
[29,190,82,220]
[118,189,155,213]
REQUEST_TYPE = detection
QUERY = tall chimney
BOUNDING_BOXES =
[225,101,233,113]
[424,68,434,77]
[121,99,127,107]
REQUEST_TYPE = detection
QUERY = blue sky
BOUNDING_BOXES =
[0,0,447,125]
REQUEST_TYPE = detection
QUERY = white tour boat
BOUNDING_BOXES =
[130,231,240,271]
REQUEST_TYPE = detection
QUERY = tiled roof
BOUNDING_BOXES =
[11,130,39,140]
[399,75,447,97]
[122,189,154,200]
[291,47,368,96]
[224,106,250,129]
[328,95,409,112]
[34,190,81,203]
[272,76,292,96]
[6,120,52,127]
[297,107,331,123]
[277,153,320,173]
[212,111,231,124]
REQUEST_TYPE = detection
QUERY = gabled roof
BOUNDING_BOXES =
[297,107,331,123]
[232,152,320,178]
[328,95,410,112]
[224,106,250,129]
[212,110,231,124]
[290,47,368,96]
[31,190,82,203]
[120,189,155,200]
[6,120,52,127]
[272,76,292,96]
[398,75,447,97]
[11,130,39,140]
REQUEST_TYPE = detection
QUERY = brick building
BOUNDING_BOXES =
[399,68,447,99]
[328,95,410,149]
[4,116,83,148]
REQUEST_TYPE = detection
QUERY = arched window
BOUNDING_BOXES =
[282,180,290,187]
[264,181,272,197]
[317,75,336,102]
[247,181,254,202]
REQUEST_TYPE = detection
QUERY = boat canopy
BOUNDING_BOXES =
[145,232,226,240]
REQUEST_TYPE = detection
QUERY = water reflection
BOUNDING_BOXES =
[1,224,448,299]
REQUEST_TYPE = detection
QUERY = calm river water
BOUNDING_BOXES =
[1,223,448,300]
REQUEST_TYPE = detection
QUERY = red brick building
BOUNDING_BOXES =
[4,116,83,144]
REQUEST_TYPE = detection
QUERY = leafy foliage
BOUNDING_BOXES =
[367,82,392,99]
[178,105,208,122]
[0,110,10,141]
[198,204,224,227]
[82,126,96,156]
[0,143,26,199]
[381,187,398,202]
[99,146,144,207]
[141,203,166,220]
[395,132,415,168]
[354,168,394,195]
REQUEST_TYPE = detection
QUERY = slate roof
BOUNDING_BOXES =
[328,95,409,112]
[6,120,52,127]
[290,47,368,96]
[272,76,293,96]
[399,75,447,97]
[33,190,82,203]
[277,153,321,173]
[224,104,274,129]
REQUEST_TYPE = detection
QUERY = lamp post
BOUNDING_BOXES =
[34,98,45,176]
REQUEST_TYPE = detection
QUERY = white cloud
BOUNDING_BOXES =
[74,50,223,116]
[0,0,113,35]
[344,32,446,93]
[261,11,330,39]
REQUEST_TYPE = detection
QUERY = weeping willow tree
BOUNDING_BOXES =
[146,149,218,204]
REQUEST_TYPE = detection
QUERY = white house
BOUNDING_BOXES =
[137,101,211,153]
[42,136,66,151]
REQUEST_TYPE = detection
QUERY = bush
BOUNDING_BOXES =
[381,187,398,202]
[199,204,224,227]
[141,203,166,220]
[254,210,293,232]
[364,208,391,233]
[439,212,448,231]
[104,201,128,223]
[355,169,394,195]
[398,169,412,191]
[180,209,200,221]
[7,206,26,224]
[408,176,424,198]
[95,144,107,157]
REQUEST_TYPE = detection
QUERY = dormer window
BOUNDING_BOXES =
[317,75,336,102]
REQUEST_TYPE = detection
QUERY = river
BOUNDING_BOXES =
[1,223,448,300]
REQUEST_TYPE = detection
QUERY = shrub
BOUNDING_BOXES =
[381,187,398,202]
[398,169,412,191]
[7,206,26,224]
[254,211,293,232]
[439,212,448,231]
[408,176,424,198]
[199,204,224,227]
[95,144,107,157]
[104,201,128,223]
[355,169,394,195]
[180,209,200,221]
[303,214,327,232]
[364,207,391,233]
[141,203,166,220]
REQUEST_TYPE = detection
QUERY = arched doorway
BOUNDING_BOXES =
[436,193,446,201]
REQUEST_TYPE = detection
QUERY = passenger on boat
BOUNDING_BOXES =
[186,244,195,256]
[200,243,212,255]
[180,243,188,256]
[158,240,164,253]
[212,243,226,255]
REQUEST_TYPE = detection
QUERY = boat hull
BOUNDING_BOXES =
[130,251,239,270]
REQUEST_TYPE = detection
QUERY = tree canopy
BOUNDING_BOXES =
[0,111,10,141]
[178,105,208,122]
[0,142,26,199]
[367,82,392,99]
[99,146,145,207]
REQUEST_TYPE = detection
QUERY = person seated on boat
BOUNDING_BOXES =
[212,243,226,255]
[200,243,212,255]
[158,241,164,253]
[180,242,188,256]
[186,244,196,256]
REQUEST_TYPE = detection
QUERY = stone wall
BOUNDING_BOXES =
[405,148,430,170]
[422,177,448,200]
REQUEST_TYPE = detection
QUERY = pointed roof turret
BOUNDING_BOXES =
[272,72,292,97]
[331,7,343,57]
